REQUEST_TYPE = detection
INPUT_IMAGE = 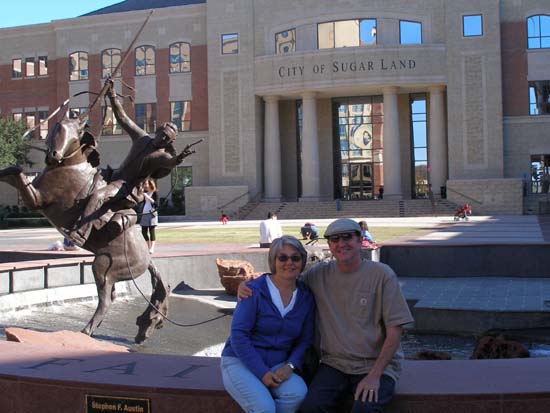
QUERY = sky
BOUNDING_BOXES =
[0,1,124,28]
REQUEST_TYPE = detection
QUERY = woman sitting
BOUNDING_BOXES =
[220,235,315,413]
[358,220,378,250]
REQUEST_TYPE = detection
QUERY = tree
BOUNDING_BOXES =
[0,118,31,168]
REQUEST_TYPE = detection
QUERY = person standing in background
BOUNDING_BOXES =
[259,211,283,248]
[140,178,158,254]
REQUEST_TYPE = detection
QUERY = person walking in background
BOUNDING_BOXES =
[259,211,283,248]
[139,178,158,254]
[240,218,413,412]
[358,220,378,250]
[221,236,315,413]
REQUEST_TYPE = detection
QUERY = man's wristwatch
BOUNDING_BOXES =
[287,362,295,371]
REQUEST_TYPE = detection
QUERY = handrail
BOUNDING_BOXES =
[1,260,92,295]
[217,191,250,210]
[445,187,483,205]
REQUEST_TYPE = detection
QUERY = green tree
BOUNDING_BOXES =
[0,118,31,168]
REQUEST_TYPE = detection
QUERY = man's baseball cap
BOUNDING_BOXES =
[324,218,361,238]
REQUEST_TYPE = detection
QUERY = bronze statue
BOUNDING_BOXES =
[0,12,197,344]
[68,79,196,247]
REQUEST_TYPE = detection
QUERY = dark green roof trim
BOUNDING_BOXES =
[82,0,205,17]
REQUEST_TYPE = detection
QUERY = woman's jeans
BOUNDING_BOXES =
[221,356,308,413]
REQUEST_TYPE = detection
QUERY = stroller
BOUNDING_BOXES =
[454,204,472,221]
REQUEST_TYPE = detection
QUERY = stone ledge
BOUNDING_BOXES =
[0,341,549,413]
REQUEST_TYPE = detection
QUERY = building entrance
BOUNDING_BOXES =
[333,97,384,200]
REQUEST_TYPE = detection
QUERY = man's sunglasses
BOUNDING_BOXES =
[326,232,356,243]
[277,255,302,263]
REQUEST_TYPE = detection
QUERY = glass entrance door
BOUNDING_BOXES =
[335,97,384,200]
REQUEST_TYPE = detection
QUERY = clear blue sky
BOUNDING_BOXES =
[0,1,124,28]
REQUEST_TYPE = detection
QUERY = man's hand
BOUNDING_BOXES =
[176,149,194,163]
[354,372,381,403]
[261,371,280,388]
[237,281,253,301]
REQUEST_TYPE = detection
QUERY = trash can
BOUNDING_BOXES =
[440,186,447,199]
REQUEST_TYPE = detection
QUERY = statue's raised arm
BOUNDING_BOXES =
[105,79,144,142]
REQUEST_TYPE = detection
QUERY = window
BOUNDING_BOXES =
[400,20,422,45]
[102,106,122,135]
[38,111,49,139]
[170,101,191,131]
[463,15,483,37]
[135,103,156,133]
[69,51,89,81]
[68,107,88,119]
[135,45,155,76]
[169,42,191,73]
[102,48,121,78]
[12,59,22,79]
[171,165,192,213]
[38,56,48,76]
[13,112,23,122]
[529,81,550,115]
[410,94,428,198]
[527,15,550,49]
[24,113,36,138]
[530,154,550,194]
[275,29,296,54]
[318,19,376,49]
[221,33,238,54]
[25,57,35,77]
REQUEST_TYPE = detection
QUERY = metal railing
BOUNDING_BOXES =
[2,260,92,295]
[445,187,483,205]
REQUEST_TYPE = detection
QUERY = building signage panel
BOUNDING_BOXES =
[86,395,150,413]
[277,58,417,79]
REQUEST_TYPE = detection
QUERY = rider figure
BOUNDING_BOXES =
[69,79,194,246]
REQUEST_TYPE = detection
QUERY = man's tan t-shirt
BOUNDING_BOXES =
[302,260,414,381]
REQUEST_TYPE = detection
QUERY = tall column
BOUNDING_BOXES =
[264,96,281,200]
[428,86,447,196]
[382,87,402,199]
[300,92,321,200]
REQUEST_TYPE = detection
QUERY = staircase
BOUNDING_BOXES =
[524,193,550,215]
[240,198,459,220]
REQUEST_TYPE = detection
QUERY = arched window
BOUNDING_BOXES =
[135,45,156,76]
[69,51,89,81]
[527,15,550,49]
[169,42,191,73]
[101,48,121,78]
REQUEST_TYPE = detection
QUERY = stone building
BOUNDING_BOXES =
[0,0,549,217]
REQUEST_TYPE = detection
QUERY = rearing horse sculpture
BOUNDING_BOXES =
[0,115,169,344]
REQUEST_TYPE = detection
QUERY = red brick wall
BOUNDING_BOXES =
[191,45,208,131]
[501,21,528,117]
[88,54,103,136]
[156,48,170,125]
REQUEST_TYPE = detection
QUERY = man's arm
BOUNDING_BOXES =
[106,80,144,142]
[354,325,403,403]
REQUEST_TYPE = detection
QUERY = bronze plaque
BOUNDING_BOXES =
[86,395,150,413]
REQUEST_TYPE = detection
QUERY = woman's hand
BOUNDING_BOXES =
[261,371,280,388]
[272,364,293,384]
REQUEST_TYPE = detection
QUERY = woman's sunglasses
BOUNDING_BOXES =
[277,255,302,263]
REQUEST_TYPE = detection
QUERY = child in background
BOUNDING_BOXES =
[358,220,378,249]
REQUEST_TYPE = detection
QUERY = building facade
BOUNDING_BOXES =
[0,0,549,217]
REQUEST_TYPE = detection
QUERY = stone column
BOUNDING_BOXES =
[382,87,402,199]
[300,92,321,200]
[264,96,281,200]
[428,86,448,196]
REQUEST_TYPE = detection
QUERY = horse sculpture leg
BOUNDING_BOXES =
[0,166,43,210]
[135,260,170,344]
[81,254,116,336]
